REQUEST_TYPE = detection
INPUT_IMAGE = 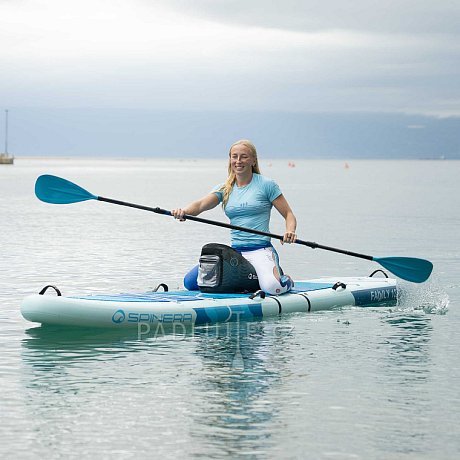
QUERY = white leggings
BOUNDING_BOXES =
[240,246,293,296]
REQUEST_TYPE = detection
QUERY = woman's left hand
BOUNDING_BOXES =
[281,231,297,244]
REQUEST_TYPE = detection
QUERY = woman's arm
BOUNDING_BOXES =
[272,194,297,244]
[171,193,220,221]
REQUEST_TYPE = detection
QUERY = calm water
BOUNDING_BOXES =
[1,158,459,459]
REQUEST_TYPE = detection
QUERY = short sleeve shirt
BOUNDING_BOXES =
[213,173,282,248]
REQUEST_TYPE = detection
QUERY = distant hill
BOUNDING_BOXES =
[7,108,460,159]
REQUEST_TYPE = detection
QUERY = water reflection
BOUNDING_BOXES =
[375,312,433,455]
[21,325,164,397]
[382,312,432,381]
[21,319,296,458]
[189,321,294,458]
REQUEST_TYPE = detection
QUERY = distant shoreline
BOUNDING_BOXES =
[10,155,458,161]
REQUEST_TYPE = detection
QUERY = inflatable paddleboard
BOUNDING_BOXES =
[21,275,398,328]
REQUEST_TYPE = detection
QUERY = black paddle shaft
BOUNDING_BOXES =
[97,196,374,262]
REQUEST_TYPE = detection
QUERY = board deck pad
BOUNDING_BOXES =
[72,282,335,303]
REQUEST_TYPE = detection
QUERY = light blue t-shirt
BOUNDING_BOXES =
[213,173,282,248]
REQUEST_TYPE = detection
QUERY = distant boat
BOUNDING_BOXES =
[0,152,13,165]
[0,109,14,165]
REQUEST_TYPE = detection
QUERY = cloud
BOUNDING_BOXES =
[1,0,459,116]
[154,0,460,35]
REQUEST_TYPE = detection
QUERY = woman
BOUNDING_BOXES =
[172,139,297,295]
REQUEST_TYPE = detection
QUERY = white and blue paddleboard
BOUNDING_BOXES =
[21,276,398,328]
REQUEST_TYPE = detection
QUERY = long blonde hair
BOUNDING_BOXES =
[220,139,261,208]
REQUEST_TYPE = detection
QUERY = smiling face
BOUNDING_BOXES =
[229,143,256,177]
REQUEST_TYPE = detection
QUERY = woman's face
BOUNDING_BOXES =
[229,144,255,175]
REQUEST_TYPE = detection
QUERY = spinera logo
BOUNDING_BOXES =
[112,309,126,324]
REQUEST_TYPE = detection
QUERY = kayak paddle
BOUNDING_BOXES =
[35,174,433,283]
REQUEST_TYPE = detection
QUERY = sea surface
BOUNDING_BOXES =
[1,157,459,459]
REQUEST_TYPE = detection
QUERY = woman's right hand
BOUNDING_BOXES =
[171,208,186,221]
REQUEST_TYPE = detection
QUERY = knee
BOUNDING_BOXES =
[259,275,293,296]
[261,275,293,296]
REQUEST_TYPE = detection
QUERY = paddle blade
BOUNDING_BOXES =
[35,175,97,204]
[373,256,433,283]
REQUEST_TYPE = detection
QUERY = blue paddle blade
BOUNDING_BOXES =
[373,256,433,283]
[35,175,97,204]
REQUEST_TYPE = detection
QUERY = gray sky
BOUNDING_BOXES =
[1,0,459,156]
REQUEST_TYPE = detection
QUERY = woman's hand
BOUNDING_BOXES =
[171,208,187,221]
[281,231,297,244]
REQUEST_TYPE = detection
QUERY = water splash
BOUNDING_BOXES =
[396,278,449,315]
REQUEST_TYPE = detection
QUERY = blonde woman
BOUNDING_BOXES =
[172,140,297,295]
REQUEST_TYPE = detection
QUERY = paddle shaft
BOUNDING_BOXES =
[97,196,374,262]
[34,175,433,282]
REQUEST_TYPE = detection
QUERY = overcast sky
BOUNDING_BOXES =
[1,0,459,156]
